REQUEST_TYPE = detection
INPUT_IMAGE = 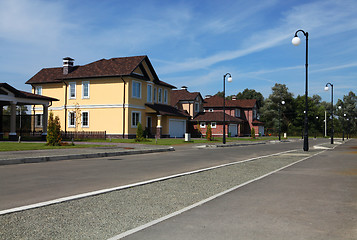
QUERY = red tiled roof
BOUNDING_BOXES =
[252,119,264,126]
[26,56,176,88]
[145,103,190,118]
[170,89,203,106]
[204,95,256,108]
[192,112,243,123]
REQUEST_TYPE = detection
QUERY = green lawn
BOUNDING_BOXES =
[0,142,106,152]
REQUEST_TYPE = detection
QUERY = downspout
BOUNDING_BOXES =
[62,80,68,136]
[121,77,126,139]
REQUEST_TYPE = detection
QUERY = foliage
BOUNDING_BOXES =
[251,127,256,138]
[236,88,265,108]
[206,124,212,141]
[135,122,148,142]
[47,111,62,146]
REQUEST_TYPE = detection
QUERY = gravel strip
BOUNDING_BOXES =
[0,149,324,240]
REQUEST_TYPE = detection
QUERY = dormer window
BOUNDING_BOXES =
[194,102,199,112]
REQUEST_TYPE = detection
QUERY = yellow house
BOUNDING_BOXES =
[26,56,189,138]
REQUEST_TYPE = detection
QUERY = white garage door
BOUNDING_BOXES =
[169,119,186,138]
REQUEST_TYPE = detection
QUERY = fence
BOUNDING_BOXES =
[62,131,107,140]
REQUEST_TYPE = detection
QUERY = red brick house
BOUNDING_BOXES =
[171,88,264,137]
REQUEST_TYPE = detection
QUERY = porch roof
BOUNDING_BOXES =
[192,112,243,123]
[145,103,190,118]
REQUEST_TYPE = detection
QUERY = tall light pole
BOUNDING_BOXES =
[338,105,346,141]
[324,83,334,144]
[222,73,232,144]
[279,100,285,141]
[292,29,309,151]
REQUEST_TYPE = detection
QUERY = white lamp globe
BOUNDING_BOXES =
[227,76,232,82]
[281,100,285,105]
[292,36,301,46]
[324,86,329,91]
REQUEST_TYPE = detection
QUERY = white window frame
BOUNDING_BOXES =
[158,88,162,103]
[81,111,89,128]
[147,84,153,103]
[164,89,168,104]
[211,122,217,128]
[82,81,90,99]
[132,81,142,99]
[200,122,206,128]
[35,86,42,95]
[69,82,76,99]
[131,111,141,128]
[35,114,42,127]
[69,111,76,128]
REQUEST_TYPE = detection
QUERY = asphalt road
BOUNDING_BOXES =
[0,139,327,210]
[122,139,357,240]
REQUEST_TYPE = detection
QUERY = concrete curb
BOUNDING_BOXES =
[0,147,175,166]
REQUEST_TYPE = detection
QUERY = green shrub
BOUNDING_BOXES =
[206,124,212,141]
[251,127,256,139]
[47,112,62,146]
[135,122,145,142]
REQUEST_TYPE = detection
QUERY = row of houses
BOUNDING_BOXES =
[1,55,264,140]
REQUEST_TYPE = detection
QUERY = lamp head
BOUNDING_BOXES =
[227,76,232,82]
[324,86,329,91]
[281,100,285,105]
[292,36,301,46]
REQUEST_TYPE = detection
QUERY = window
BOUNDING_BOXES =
[164,89,168,104]
[195,103,200,112]
[132,81,141,98]
[82,81,89,99]
[200,122,206,128]
[69,112,76,127]
[69,82,76,99]
[82,111,89,127]
[153,88,157,102]
[35,114,42,127]
[158,88,162,103]
[131,111,141,127]
[253,109,257,119]
[35,86,42,95]
[235,109,241,117]
[147,84,152,102]
[211,122,217,128]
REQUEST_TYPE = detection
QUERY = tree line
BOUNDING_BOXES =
[217,84,357,137]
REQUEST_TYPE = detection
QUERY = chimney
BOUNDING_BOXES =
[181,86,188,90]
[63,57,74,75]
[232,95,237,100]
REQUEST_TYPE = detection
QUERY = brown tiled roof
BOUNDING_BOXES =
[252,119,264,126]
[145,103,190,118]
[170,89,203,106]
[204,95,256,108]
[192,112,243,123]
[0,83,58,101]
[26,56,176,88]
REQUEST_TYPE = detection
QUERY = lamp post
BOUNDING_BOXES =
[324,83,334,144]
[292,29,309,151]
[222,73,232,144]
[278,100,285,141]
[338,105,346,141]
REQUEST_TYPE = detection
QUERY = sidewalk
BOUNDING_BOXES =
[0,142,174,166]
[0,138,301,166]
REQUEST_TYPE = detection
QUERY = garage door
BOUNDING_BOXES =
[169,119,186,138]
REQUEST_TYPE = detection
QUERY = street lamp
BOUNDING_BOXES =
[222,73,232,144]
[338,105,346,141]
[279,100,285,141]
[292,29,309,151]
[324,83,334,144]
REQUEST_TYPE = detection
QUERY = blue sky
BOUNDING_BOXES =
[0,0,356,104]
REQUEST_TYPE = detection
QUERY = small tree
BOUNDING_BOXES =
[251,127,256,139]
[47,112,62,146]
[135,122,144,142]
[206,124,212,141]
